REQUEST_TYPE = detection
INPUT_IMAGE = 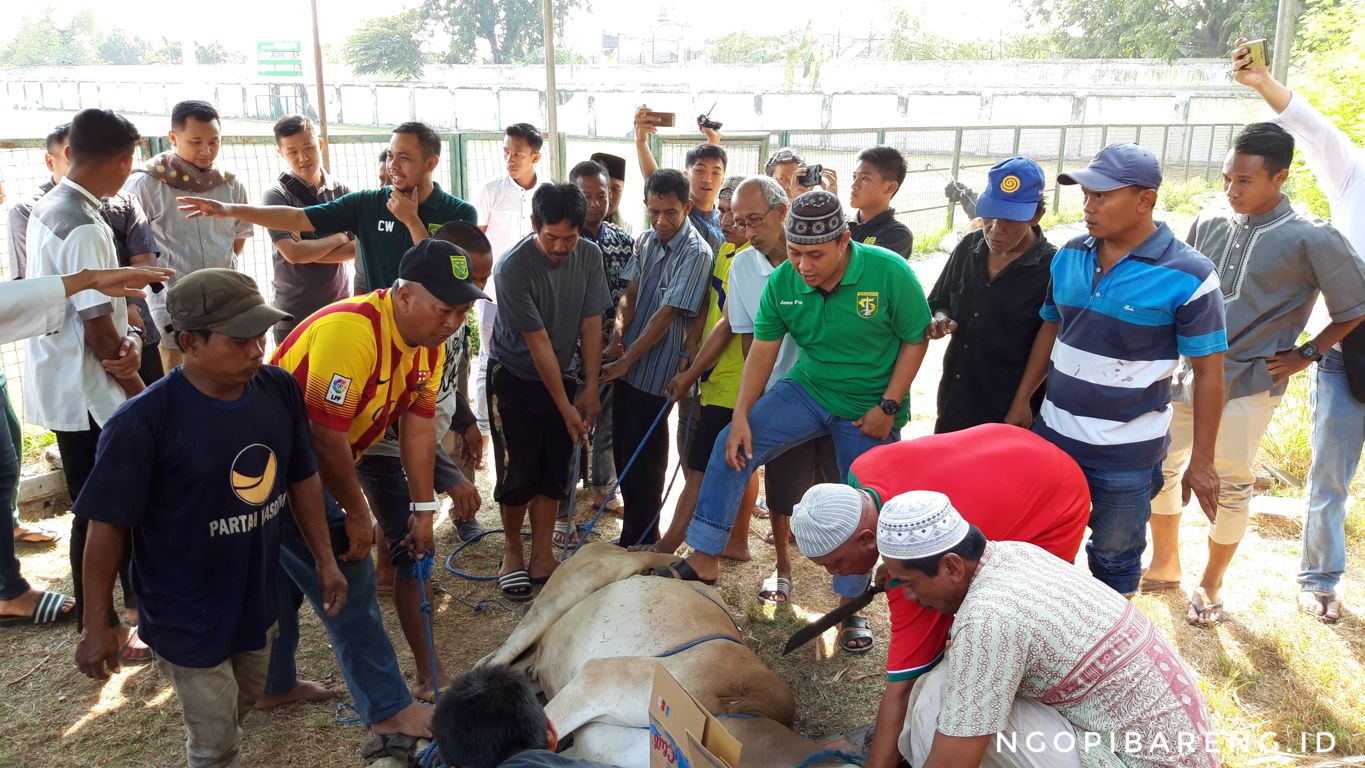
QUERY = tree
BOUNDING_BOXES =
[1283,0,1364,218]
[423,0,587,65]
[195,42,245,65]
[344,10,427,81]
[98,28,152,65]
[709,32,785,65]
[886,11,997,60]
[1017,0,1280,59]
[0,10,98,67]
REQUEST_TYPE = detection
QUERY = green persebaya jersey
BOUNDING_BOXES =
[754,240,930,428]
[303,183,477,291]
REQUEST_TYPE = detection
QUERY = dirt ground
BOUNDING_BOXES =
[2,239,1362,767]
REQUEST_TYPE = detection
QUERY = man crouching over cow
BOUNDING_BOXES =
[790,424,1091,768]
[434,665,615,768]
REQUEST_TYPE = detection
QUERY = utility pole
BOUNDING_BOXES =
[543,0,561,180]
[1271,0,1299,84]
[310,0,331,171]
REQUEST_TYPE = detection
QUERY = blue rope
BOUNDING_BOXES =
[654,633,741,658]
[412,553,442,701]
[796,749,868,768]
[417,740,443,768]
[627,392,696,548]
[571,394,674,555]
[444,528,533,581]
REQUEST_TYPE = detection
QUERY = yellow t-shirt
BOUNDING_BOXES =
[699,242,748,409]
[272,290,445,461]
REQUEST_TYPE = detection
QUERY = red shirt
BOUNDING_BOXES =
[848,423,1090,681]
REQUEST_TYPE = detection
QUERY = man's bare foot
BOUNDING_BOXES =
[411,674,456,703]
[0,588,75,619]
[372,701,434,738]
[527,557,559,583]
[683,553,720,582]
[720,545,751,562]
[256,680,339,710]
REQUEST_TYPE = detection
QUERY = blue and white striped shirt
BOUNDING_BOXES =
[1036,223,1227,470]
[622,221,714,397]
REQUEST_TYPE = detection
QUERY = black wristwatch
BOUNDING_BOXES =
[1297,342,1322,362]
[877,398,901,416]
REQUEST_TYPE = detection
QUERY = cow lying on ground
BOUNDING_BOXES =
[476,543,860,768]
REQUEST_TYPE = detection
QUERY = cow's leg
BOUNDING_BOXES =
[480,544,678,667]
[544,655,658,734]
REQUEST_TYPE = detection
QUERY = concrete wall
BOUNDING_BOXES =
[0,58,1262,136]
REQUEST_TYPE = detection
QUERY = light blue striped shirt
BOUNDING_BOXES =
[622,221,714,396]
[1036,223,1227,470]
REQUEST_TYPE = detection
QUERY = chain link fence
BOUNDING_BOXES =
[0,121,1234,426]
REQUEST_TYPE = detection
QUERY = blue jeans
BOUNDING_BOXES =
[0,381,29,601]
[1299,351,1363,596]
[686,379,900,555]
[264,496,412,724]
[589,385,616,490]
[1082,463,1163,596]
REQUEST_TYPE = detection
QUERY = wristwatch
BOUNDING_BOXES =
[1297,342,1322,362]
[877,398,901,416]
[409,500,440,514]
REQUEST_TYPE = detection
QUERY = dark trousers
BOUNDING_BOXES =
[55,416,134,631]
[613,381,673,547]
[139,343,166,385]
[0,383,28,601]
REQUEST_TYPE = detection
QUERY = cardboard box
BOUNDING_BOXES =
[647,664,742,768]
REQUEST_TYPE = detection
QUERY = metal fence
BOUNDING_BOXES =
[0,121,1235,424]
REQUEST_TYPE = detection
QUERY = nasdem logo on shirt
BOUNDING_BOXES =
[229,444,278,506]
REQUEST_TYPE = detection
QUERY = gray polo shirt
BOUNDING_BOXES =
[621,221,713,396]
[1178,194,1365,400]
[489,235,613,383]
[262,172,352,330]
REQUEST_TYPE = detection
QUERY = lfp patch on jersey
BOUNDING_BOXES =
[326,373,352,405]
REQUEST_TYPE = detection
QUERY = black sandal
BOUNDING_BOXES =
[646,559,716,586]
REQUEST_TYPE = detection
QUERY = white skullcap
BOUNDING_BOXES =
[876,491,969,561]
[791,483,864,558]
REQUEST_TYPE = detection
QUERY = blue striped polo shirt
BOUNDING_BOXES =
[1035,223,1227,470]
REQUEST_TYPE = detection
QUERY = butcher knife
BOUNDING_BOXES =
[781,582,886,656]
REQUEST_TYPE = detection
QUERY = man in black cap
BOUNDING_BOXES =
[269,238,487,732]
[590,152,629,232]
[73,269,347,768]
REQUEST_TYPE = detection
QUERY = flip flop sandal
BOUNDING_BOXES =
[552,520,580,550]
[1300,591,1342,624]
[1185,591,1223,628]
[360,733,429,766]
[13,523,60,544]
[839,615,875,654]
[758,575,791,605]
[0,590,76,627]
[120,626,156,664]
[1139,577,1181,593]
[646,559,716,586]
[497,569,534,602]
[752,496,770,520]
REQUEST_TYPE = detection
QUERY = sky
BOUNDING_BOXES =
[5,0,1031,57]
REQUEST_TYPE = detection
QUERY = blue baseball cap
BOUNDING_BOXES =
[976,157,1046,221]
[1058,143,1162,191]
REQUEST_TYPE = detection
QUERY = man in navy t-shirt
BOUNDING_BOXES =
[73,269,346,768]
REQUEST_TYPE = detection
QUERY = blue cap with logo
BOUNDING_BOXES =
[1058,143,1163,191]
[976,157,1046,221]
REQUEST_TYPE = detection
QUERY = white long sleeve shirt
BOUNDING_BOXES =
[1276,94,1365,252]
[0,276,66,345]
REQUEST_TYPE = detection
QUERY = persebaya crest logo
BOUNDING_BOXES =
[450,253,470,280]
[230,444,279,506]
[856,291,879,319]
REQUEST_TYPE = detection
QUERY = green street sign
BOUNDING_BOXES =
[257,41,303,77]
